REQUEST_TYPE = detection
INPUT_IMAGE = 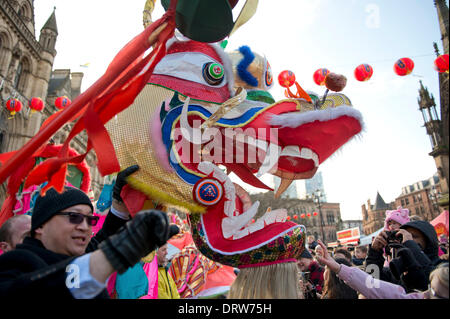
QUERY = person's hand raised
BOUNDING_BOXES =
[113,165,140,202]
[315,240,341,273]
[371,231,388,251]
[395,229,413,244]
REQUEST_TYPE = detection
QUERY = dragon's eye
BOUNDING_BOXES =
[203,62,224,85]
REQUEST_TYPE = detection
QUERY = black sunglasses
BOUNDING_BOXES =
[56,212,99,226]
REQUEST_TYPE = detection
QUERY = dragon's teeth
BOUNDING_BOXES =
[232,228,249,240]
[248,219,264,233]
[256,143,281,177]
[222,201,260,238]
[280,145,301,157]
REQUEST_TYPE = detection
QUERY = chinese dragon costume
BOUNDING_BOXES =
[0,0,364,296]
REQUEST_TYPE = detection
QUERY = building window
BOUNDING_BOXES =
[401,199,405,206]
[17,4,30,21]
[416,207,420,215]
[13,58,30,91]
[405,198,410,205]
[13,61,23,88]
[413,195,417,203]
[326,212,335,225]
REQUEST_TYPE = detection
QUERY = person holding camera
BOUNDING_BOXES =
[365,219,441,292]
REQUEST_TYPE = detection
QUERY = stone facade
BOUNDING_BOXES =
[394,173,442,222]
[0,1,103,205]
[416,0,450,210]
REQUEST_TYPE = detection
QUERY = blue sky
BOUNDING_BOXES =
[34,0,447,220]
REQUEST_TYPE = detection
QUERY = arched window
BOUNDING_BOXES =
[0,111,7,152]
[13,57,30,92]
[13,61,23,88]
[17,3,30,20]
[0,33,7,70]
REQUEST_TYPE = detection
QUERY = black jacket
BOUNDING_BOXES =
[400,220,441,267]
[0,212,127,299]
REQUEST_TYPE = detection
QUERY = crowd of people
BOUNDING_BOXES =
[0,169,448,300]
[296,209,449,299]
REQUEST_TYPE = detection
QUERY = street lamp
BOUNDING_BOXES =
[312,189,326,243]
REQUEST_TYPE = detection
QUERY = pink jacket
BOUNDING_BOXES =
[337,264,424,299]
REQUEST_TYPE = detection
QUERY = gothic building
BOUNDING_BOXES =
[361,192,394,235]
[395,173,442,222]
[417,0,449,211]
[0,2,103,205]
[0,1,56,155]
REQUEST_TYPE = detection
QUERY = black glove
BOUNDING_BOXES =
[99,210,180,274]
[389,247,421,279]
[112,165,139,202]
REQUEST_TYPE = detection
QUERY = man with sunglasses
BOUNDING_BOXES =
[0,166,179,299]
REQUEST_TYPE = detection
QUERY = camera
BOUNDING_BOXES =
[385,230,403,246]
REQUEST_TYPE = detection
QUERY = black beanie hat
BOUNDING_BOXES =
[300,249,313,259]
[31,186,94,232]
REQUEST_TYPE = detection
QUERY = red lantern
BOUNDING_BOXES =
[278,70,296,88]
[293,215,298,219]
[286,216,291,221]
[251,219,255,223]
[313,68,330,86]
[29,97,45,113]
[307,212,311,218]
[313,212,318,216]
[354,64,373,82]
[6,98,22,117]
[300,214,305,219]
[434,54,449,73]
[183,219,187,224]
[55,96,72,109]
[394,57,414,76]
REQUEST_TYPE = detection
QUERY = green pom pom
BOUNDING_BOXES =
[220,39,228,49]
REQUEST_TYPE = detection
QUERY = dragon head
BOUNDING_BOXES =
[105,36,364,268]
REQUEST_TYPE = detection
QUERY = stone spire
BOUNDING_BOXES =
[418,80,436,110]
[39,7,58,55]
[434,0,449,54]
[41,7,58,35]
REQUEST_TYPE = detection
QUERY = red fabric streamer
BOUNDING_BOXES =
[0,144,92,226]
[0,2,177,220]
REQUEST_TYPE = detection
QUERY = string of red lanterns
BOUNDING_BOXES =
[287,212,321,221]
[283,55,446,88]
[5,95,71,119]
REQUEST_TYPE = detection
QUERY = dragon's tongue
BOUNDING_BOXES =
[222,163,273,191]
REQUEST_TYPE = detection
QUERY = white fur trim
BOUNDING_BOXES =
[269,105,365,129]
